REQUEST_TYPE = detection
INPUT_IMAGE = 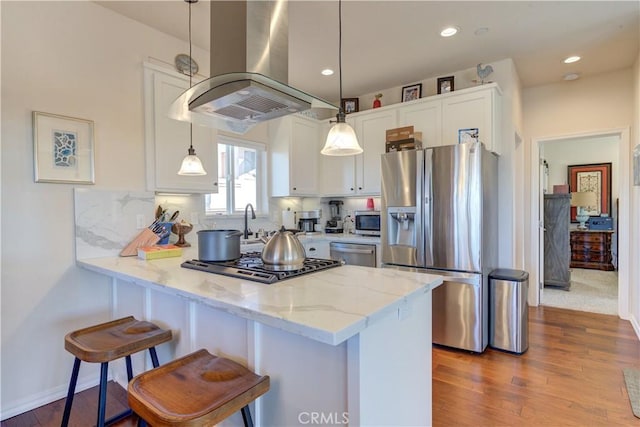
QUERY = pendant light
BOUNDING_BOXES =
[320,0,363,156]
[178,0,207,176]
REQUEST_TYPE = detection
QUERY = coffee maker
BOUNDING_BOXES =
[297,209,321,233]
[325,200,344,234]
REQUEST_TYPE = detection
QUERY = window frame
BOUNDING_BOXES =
[205,135,267,217]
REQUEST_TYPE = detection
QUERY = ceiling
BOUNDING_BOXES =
[95,1,639,101]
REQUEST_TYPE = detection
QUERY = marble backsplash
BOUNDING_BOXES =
[74,188,380,259]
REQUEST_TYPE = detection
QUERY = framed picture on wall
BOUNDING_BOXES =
[567,162,612,222]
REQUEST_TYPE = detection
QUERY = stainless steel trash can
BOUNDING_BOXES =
[489,269,529,354]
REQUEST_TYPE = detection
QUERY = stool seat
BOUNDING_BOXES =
[61,316,172,427]
[128,349,270,426]
[65,316,172,363]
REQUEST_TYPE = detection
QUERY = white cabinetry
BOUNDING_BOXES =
[143,63,218,193]
[319,120,356,196]
[397,98,442,147]
[353,109,397,195]
[269,115,320,197]
[441,84,501,154]
[320,108,397,196]
[302,239,330,259]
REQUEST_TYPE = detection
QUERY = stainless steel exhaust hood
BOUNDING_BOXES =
[169,0,336,134]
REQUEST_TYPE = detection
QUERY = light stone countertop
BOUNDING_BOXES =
[77,246,441,346]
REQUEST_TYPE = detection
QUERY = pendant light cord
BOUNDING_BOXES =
[188,0,194,151]
[338,0,343,110]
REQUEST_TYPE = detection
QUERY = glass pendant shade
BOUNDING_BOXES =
[178,146,207,175]
[321,119,363,156]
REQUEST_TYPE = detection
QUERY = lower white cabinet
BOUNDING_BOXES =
[302,239,330,259]
[143,63,218,193]
[269,115,320,197]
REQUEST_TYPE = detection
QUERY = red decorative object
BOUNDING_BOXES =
[373,93,382,109]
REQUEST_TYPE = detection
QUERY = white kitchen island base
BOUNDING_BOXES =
[109,278,432,426]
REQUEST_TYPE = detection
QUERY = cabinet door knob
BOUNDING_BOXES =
[213,182,218,186]
[293,187,297,191]
[358,186,362,190]
[350,187,354,191]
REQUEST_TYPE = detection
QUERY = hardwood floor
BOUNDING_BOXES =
[2,306,639,426]
[433,306,640,426]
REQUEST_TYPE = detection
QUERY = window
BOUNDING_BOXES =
[205,137,266,215]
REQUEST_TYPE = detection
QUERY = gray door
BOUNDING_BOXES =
[428,143,482,272]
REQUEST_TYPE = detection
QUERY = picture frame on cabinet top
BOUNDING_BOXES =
[437,76,455,94]
[401,83,422,102]
[33,111,95,184]
[341,98,359,114]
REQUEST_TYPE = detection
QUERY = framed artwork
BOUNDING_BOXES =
[437,76,455,94]
[341,98,359,114]
[567,162,612,222]
[458,128,479,144]
[33,111,95,184]
[401,83,422,102]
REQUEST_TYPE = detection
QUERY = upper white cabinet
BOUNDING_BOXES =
[397,98,442,147]
[269,115,320,197]
[319,120,356,196]
[353,108,397,195]
[319,108,396,196]
[144,63,218,193]
[441,84,501,154]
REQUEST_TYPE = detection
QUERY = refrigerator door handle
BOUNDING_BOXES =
[415,150,425,267]
[423,149,433,266]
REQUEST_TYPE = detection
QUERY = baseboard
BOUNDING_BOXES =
[0,375,101,421]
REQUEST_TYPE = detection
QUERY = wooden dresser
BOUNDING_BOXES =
[570,230,615,271]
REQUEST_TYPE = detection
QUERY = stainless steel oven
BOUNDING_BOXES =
[354,210,380,236]
[330,242,377,267]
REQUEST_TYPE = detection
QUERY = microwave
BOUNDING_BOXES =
[354,210,381,236]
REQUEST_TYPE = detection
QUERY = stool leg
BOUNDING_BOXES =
[149,347,160,368]
[96,362,108,427]
[60,357,81,427]
[126,355,134,381]
[241,406,254,427]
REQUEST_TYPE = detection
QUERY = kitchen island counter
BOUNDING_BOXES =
[77,248,441,426]
[77,249,440,345]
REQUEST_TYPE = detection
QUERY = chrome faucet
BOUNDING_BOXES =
[243,203,256,239]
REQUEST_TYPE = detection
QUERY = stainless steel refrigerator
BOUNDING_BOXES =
[381,142,498,352]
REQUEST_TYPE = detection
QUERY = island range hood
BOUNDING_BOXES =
[169,0,336,134]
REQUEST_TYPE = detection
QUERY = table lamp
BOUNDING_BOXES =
[570,191,597,230]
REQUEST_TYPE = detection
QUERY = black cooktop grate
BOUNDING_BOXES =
[181,252,342,284]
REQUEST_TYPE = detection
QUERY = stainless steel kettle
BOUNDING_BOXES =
[260,226,306,271]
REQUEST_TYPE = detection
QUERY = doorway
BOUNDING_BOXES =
[530,128,630,318]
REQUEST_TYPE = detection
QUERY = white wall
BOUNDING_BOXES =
[543,135,620,214]
[0,1,208,418]
[631,50,640,337]
[522,68,635,322]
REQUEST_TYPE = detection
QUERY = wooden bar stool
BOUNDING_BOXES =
[128,349,270,427]
[61,316,172,427]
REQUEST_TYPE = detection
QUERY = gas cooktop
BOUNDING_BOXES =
[181,252,342,284]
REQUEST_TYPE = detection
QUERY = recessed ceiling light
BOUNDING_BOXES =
[321,69,334,76]
[564,56,581,64]
[563,72,580,81]
[440,26,459,37]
